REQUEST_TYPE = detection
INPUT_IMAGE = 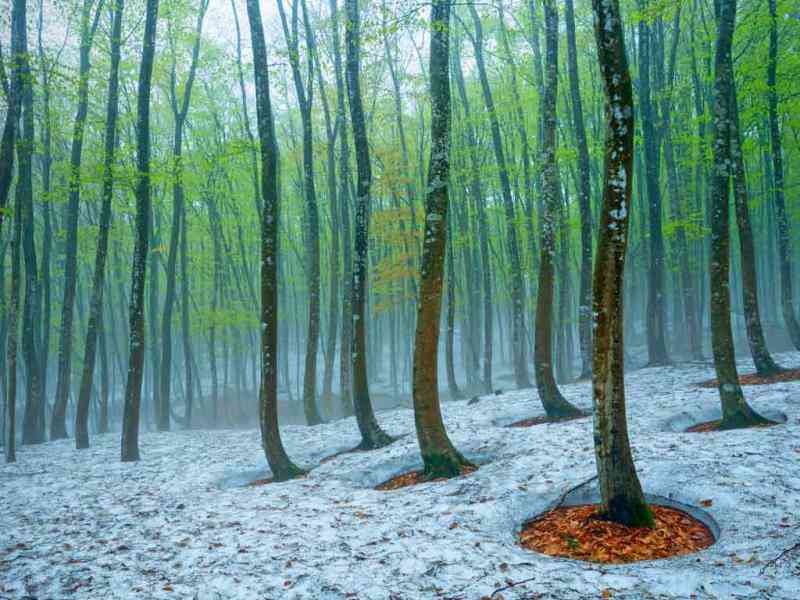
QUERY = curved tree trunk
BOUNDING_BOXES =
[245,0,304,480]
[413,0,472,479]
[591,0,653,528]
[76,0,125,449]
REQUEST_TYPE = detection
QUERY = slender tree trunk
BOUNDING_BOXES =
[52,0,103,440]
[534,0,583,419]
[564,0,593,380]
[413,0,472,479]
[467,2,530,389]
[245,0,304,480]
[728,77,781,376]
[767,0,800,349]
[121,0,159,462]
[591,0,653,528]
[345,0,393,450]
[76,0,124,449]
[708,0,769,430]
[637,2,670,366]
[158,0,208,432]
[445,218,461,400]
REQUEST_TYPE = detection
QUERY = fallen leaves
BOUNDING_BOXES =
[686,420,779,433]
[375,466,477,491]
[519,504,715,564]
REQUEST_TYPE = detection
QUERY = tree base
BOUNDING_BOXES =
[376,462,477,491]
[268,464,307,483]
[687,415,778,433]
[519,503,714,563]
[356,429,397,452]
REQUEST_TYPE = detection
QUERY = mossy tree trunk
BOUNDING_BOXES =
[412,0,472,480]
[591,0,654,528]
[534,0,584,420]
[708,0,770,431]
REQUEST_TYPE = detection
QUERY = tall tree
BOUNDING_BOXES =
[121,0,160,462]
[767,0,800,350]
[637,0,669,366]
[158,0,209,432]
[345,0,393,449]
[564,0,593,380]
[277,0,323,426]
[51,0,104,440]
[412,0,472,479]
[534,0,584,419]
[708,0,769,430]
[75,0,125,449]
[591,0,653,528]
[246,0,304,480]
[467,1,531,389]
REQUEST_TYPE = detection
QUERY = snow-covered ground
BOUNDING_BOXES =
[2,353,800,599]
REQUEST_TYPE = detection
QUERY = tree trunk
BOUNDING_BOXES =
[245,0,304,480]
[121,0,159,462]
[52,0,103,441]
[467,3,530,390]
[767,0,800,349]
[708,0,769,430]
[345,0,393,450]
[564,0,593,380]
[591,0,653,528]
[413,0,472,479]
[637,2,669,366]
[534,0,583,419]
[76,0,125,449]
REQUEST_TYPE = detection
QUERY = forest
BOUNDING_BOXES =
[1,0,799,598]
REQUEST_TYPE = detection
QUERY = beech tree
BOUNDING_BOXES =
[591,0,653,528]
[412,0,472,480]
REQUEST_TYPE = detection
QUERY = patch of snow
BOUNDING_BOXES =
[2,353,800,598]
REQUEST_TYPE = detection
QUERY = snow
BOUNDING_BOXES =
[3,352,800,599]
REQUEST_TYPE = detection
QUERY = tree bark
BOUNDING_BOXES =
[591,0,653,528]
[564,0,593,380]
[534,0,583,419]
[121,0,159,462]
[76,0,125,449]
[767,0,800,350]
[708,0,769,430]
[245,0,304,480]
[413,0,472,479]
[345,0,393,450]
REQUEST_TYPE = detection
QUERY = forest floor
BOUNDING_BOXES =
[2,353,800,599]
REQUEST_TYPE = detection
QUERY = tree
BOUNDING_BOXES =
[345,0,393,450]
[564,0,593,380]
[158,0,209,432]
[246,0,304,480]
[51,0,104,441]
[75,0,125,449]
[637,0,669,366]
[412,0,472,480]
[534,0,584,419]
[707,0,769,430]
[467,1,531,390]
[121,0,160,462]
[591,0,653,528]
[767,0,800,350]
[277,0,323,426]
